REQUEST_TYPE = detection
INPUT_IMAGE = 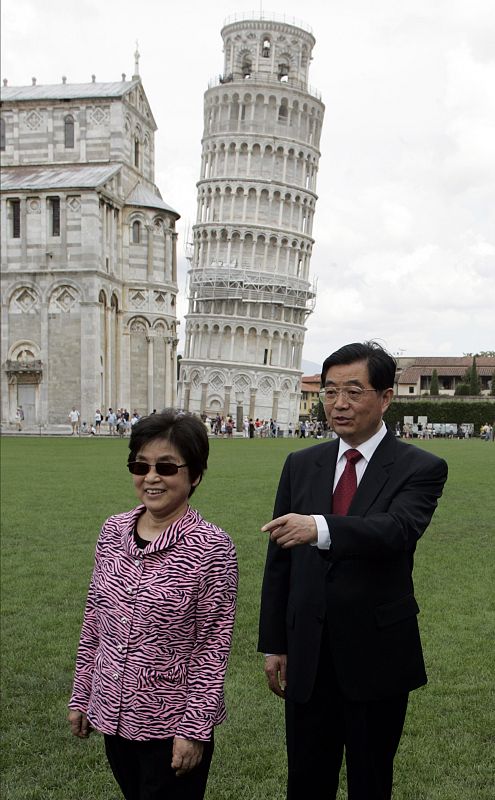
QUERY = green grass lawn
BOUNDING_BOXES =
[1,436,494,799]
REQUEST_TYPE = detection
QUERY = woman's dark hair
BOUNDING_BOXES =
[128,409,209,496]
[321,341,396,391]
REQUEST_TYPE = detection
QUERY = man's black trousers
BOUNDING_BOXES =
[285,628,408,800]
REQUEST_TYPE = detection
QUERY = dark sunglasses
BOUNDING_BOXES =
[127,461,188,476]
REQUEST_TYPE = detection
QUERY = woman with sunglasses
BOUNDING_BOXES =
[68,410,238,800]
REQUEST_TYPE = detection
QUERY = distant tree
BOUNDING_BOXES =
[469,356,481,395]
[458,356,481,396]
[429,369,439,395]
[310,400,326,423]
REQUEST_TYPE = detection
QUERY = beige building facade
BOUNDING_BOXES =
[1,66,179,429]
[396,357,495,396]
[300,373,320,418]
[178,15,324,430]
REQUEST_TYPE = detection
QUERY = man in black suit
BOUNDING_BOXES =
[258,342,448,800]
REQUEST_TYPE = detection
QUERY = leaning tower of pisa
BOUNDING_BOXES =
[178,14,325,430]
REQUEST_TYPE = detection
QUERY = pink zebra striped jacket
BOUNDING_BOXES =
[69,505,238,742]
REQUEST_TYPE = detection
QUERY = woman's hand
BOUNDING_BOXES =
[68,710,92,738]
[171,736,204,776]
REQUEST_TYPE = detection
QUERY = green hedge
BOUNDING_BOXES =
[384,400,495,431]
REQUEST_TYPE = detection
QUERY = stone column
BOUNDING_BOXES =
[0,294,10,426]
[107,205,113,272]
[114,308,122,408]
[163,232,168,281]
[147,334,154,412]
[39,300,49,426]
[105,305,112,409]
[235,392,243,433]
[101,201,106,265]
[120,326,131,411]
[263,239,269,271]
[171,338,178,406]
[184,325,191,358]
[146,224,154,279]
[249,387,257,419]
[172,233,178,283]
[255,189,261,224]
[183,382,191,412]
[255,328,261,364]
[267,333,273,365]
[282,153,288,182]
[223,385,232,417]
[7,376,16,426]
[163,337,171,408]
[289,390,300,427]
[79,301,101,425]
[115,208,122,278]
[200,381,208,412]
[272,389,280,421]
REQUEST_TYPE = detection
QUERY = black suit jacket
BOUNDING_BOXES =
[258,431,448,704]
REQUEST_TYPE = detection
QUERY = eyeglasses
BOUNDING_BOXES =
[128,461,188,476]
[319,387,379,404]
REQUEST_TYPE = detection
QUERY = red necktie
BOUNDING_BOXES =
[332,449,363,515]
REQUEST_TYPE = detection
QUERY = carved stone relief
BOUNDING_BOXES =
[49,285,79,313]
[10,287,38,313]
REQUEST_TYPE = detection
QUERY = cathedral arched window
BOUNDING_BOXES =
[278,63,289,83]
[9,199,21,238]
[132,220,141,243]
[134,137,140,168]
[0,117,5,151]
[48,197,61,237]
[64,115,74,148]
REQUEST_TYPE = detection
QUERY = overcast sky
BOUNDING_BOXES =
[2,0,494,364]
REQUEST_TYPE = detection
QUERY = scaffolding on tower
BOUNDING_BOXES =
[186,263,316,312]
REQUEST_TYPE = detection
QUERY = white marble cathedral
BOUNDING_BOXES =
[178,15,324,430]
[1,55,179,429]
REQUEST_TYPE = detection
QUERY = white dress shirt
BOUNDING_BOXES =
[312,421,388,549]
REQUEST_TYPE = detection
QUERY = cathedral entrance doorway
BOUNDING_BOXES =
[17,384,36,426]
